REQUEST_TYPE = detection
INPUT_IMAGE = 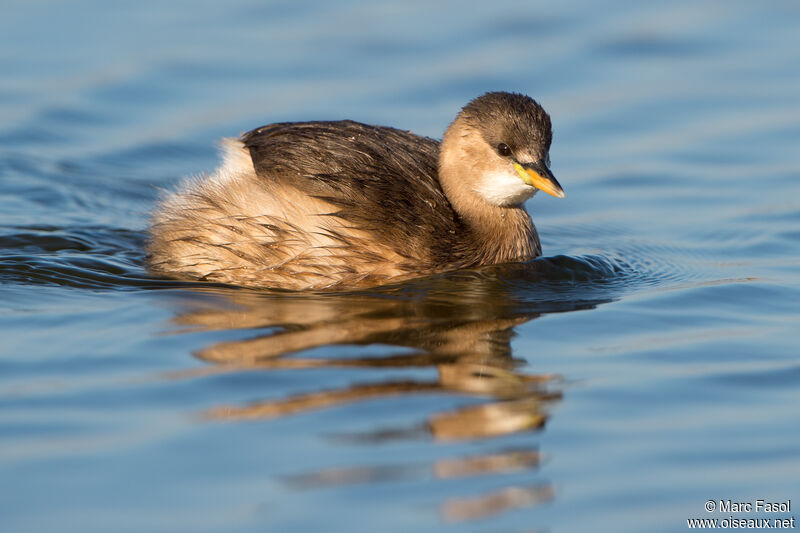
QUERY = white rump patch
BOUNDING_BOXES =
[210,138,255,186]
[474,168,536,207]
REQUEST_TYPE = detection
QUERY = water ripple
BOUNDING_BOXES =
[0,226,162,290]
[0,221,715,301]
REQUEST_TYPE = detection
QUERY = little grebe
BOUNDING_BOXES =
[147,92,564,290]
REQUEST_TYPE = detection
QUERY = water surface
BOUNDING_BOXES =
[1,1,799,532]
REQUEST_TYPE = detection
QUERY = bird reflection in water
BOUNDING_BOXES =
[164,261,613,522]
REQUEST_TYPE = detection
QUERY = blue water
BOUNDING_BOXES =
[2,1,799,532]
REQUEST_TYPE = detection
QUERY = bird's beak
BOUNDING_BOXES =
[514,161,565,198]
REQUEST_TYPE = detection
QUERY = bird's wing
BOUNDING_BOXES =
[241,120,462,263]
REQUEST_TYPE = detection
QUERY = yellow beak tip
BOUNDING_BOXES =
[517,165,565,199]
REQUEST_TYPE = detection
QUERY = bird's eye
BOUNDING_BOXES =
[496,143,512,157]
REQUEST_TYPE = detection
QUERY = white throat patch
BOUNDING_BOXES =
[473,167,536,206]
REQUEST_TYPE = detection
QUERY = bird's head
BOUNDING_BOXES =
[439,92,564,209]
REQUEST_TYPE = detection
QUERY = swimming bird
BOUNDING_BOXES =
[147,91,564,290]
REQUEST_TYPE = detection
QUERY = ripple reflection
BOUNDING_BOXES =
[161,263,621,523]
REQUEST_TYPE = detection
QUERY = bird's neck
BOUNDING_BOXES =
[438,122,541,265]
[465,204,541,265]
